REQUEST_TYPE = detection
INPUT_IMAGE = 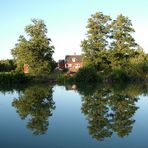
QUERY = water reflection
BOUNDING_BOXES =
[12,84,55,135]
[0,83,27,94]
[76,82,148,141]
[3,82,148,140]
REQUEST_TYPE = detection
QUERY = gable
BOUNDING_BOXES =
[65,55,82,63]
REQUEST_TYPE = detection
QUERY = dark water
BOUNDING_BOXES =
[0,83,148,148]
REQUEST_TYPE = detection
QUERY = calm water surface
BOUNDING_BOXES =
[0,83,148,148]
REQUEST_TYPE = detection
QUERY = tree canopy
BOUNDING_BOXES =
[0,59,16,72]
[11,19,55,77]
[81,12,147,80]
[81,12,111,72]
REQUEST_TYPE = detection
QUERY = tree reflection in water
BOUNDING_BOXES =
[12,84,55,135]
[77,83,143,141]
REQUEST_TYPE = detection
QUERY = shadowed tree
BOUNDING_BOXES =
[0,59,16,72]
[109,94,138,137]
[81,88,113,141]
[80,83,139,141]
[12,85,55,135]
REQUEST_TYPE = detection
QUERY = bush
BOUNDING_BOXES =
[111,69,129,81]
[0,72,31,84]
[0,59,16,72]
[74,66,99,83]
[139,61,148,78]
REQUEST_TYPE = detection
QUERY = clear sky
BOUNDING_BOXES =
[0,0,148,61]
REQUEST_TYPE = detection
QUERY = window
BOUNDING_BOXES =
[75,63,80,68]
[68,63,72,68]
[72,58,76,62]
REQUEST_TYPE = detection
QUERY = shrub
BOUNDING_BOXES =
[139,61,148,78]
[74,66,99,83]
[0,72,31,84]
[0,59,16,72]
[111,69,129,81]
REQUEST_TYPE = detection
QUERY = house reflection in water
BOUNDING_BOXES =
[65,84,77,91]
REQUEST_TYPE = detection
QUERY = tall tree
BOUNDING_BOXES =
[11,19,54,76]
[81,12,112,72]
[110,14,138,69]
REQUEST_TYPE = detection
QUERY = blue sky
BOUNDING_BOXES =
[0,0,148,61]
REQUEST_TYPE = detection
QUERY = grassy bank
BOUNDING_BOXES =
[0,71,58,85]
[55,66,148,85]
[0,66,148,85]
[0,72,31,84]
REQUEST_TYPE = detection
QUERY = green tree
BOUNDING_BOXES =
[75,66,99,83]
[11,19,54,77]
[0,59,16,72]
[129,46,148,79]
[110,14,138,70]
[81,12,112,73]
[81,12,148,80]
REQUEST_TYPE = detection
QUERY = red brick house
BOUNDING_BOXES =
[23,64,29,73]
[58,60,65,70]
[65,55,83,72]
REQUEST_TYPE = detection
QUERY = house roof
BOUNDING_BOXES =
[58,60,65,64]
[65,55,82,63]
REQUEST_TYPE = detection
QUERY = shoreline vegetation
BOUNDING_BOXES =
[0,68,148,86]
[0,12,148,85]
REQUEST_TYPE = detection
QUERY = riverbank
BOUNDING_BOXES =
[0,69,148,86]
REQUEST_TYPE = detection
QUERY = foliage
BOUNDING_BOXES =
[110,14,138,70]
[81,12,111,72]
[111,69,129,81]
[74,66,100,83]
[81,12,148,81]
[0,71,31,84]
[11,19,54,77]
[0,59,16,72]
[50,60,57,72]
[137,61,148,79]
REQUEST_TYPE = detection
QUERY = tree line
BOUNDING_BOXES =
[1,12,148,82]
[0,59,16,72]
[80,12,148,81]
